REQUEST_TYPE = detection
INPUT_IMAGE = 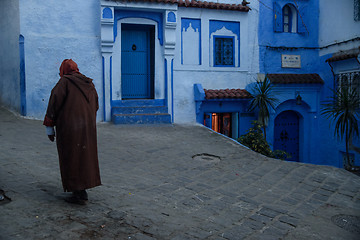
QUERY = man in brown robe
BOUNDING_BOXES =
[44,59,101,205]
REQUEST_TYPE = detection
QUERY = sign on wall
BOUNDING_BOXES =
[282,54,301,68]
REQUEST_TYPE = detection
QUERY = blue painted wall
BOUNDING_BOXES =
[317,54,360,168]
[258,0,359,168]
[17,0,103,120]
[258,0,320,165]
[259,0,319,74]
[317,0,360,168]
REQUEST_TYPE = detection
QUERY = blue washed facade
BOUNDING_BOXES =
[257,0,360,168]
[258,0,321,165]
[0,0,256,125]
[0,0,358,168]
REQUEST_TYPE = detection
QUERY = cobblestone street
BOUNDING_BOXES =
[0,107,359,239]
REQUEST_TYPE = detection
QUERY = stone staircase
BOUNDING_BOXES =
[111,100,171,124]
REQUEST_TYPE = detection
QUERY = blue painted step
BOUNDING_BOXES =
[112,99,165,107]
[112,106,168,115]
[112,113,171,124]
[111,99,171,124]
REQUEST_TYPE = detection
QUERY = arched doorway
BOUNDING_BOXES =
[274,110,300,162]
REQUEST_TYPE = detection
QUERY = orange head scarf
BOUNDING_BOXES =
[59,59,80,77]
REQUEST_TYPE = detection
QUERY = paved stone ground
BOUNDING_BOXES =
[0,107,360,240]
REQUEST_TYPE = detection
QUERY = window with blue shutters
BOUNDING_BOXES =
[283,5,292,32]
[214,36,234,67]
[274,1,304,33]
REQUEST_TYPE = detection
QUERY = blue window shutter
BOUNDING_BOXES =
[273,2,282,32]
[297,6,307,33]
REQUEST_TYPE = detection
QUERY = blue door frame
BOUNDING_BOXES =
[121,24,154,99]
[274,110,300,162]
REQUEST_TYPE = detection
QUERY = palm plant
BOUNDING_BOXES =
[248,76,278,140]
[321,85,360,167]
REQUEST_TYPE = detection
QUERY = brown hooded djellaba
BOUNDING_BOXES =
[44,59,101,192]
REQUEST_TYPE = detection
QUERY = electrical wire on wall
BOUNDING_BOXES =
[257,0,281,16]
[256,0,309,35]
[293,0,309,35]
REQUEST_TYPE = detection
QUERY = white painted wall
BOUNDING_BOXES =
[173,3,259,123]
[19,0,103,120]
[319,0,360,55]
[0,0,20,111]
[11,0,256,123]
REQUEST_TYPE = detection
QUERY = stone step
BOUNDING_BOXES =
[112,99,166,107]
[112,113,171,124]
[111,106,168,115]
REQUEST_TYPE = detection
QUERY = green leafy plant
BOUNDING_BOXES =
[321,85,360,167]
[272,149,292,161]
[248,76,278,140]
[238,121,291,160]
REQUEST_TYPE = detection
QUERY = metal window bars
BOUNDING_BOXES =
[214,37,234,66]
[337,71,360,95]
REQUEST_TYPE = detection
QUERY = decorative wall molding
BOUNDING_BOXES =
[182,18,201,65]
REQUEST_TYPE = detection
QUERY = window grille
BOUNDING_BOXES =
[355,0,360,21]
[337,71,360,96]
[214,37,234,66]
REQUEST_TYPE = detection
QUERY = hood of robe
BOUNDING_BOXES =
[64,73,95,103]
[59,59,95,102]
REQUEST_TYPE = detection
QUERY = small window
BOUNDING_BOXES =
[336,71,360,101]
[282,4,297,33]
[338,72,360,91]
[283,5,292,32]
[214,36,234,67]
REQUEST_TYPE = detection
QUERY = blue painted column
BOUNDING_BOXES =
[165,56,174,123]
[102,54,112,121]
[19,35,26,116]
[164,10,177,123]
[101,6,114,121]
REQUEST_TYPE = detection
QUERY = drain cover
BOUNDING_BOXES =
[331,214,360,234]
[192,153,221,163]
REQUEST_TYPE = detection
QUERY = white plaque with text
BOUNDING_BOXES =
[282,55,301,68]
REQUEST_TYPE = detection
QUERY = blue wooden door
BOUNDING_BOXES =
[274,111,300,161]
[121,25,153,99]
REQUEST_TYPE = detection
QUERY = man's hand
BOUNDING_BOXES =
[46,127,55,142]
[48,135,55,142]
